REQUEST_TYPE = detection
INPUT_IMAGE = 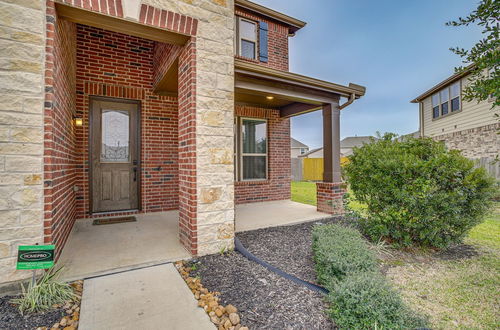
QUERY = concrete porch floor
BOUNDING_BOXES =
[58,200,330,280]
[235,200,330,232]
[58,211,190,281]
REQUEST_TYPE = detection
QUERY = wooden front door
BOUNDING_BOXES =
[90,98,140,213]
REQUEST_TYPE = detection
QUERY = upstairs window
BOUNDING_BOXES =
[432,94,440,118]
[237,18,257,60]
[450,82,460,111]
[440,88,449,115]
[431,81,461,119]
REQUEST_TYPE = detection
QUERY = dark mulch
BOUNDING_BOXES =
[190,218,341,329]
[0,295,65,330]
[237,218,341,284]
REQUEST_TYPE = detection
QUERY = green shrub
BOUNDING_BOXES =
[312,224,377,284]
[344,133,496,248]
[327,272,426,330]
[11,267,75,314]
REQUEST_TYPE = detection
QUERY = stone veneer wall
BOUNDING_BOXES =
[0,0,46,284]
[143,0,235,255]
[432,123,499,159]
[234,105,291,204]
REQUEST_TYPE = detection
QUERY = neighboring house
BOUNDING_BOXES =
[298,136,375,158]
[398,131,420,141]
[411,68,499,159]
[0,0,365,286]
[339,136,375,156]
[298,147,324,159]
[291,138,309,158]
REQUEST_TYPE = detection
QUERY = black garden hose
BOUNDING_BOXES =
[234,237,329,295]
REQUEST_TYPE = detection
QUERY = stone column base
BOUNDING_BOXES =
[316,182,347,215]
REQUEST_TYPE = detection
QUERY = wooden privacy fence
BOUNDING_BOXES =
[474,157,500,180]
[300,157,350,181]
[295,156,498,182]
[302,158,323,181]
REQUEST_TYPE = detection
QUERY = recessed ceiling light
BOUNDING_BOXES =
[266,96,274,100]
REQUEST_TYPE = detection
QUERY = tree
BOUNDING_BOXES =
[447,0,499,108]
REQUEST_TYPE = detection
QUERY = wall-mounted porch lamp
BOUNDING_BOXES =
[74,117,83,127]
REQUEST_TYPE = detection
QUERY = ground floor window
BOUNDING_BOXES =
[235,117,268,181]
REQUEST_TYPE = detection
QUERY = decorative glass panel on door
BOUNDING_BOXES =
[101,110,130,162]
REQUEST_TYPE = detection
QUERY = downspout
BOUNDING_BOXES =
[419,101,424,137]
[339,92,356,110]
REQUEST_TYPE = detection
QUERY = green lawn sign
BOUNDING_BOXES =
[17,245,55,270]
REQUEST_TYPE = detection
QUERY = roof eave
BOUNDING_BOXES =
[411,64,475,103]
[235,0,306,34]
[234,59,366,99]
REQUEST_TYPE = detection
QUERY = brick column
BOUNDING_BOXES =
[316,182,346,215]
[177,38,198,254]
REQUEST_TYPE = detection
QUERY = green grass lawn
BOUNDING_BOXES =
[384,205,500,329]
[291,181,366,213]
[291,181,500,328]
[291,181,317,206]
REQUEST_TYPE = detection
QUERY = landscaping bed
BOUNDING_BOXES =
[0,295,64,330]
[0,280,83,330]
[237,218,340,284]
[188,220,338,329]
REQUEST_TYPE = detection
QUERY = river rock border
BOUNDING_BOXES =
[175,261,248,330]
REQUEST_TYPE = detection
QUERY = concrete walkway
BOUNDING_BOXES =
[79,263,214,330]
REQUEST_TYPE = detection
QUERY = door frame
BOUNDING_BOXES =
[88,96,142,215]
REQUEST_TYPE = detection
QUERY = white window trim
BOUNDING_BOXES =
[431,80,462,120]
[237,17,258,60]
[236,117,268,181]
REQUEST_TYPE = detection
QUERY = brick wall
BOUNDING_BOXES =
[235,7,289,71]
[44,13,78,254]
[177,38,198,254]
[234,105,291,204]
[75,24,179,218]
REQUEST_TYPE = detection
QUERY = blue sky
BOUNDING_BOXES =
[256,0,483,148]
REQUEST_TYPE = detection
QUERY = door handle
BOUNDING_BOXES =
[133,167,137,181]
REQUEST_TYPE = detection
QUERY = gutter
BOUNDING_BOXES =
[339,93,356,110]
[235,59,366,99]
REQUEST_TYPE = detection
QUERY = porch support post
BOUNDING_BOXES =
[317,100,346,215]
[322,102,341,182]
